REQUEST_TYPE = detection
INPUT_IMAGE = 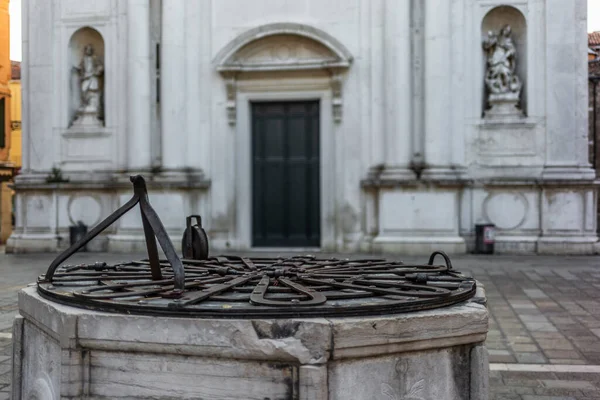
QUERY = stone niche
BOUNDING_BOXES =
[68,27,105,128]
[481,5,527,118]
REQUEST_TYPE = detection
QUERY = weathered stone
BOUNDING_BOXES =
[13,286,488,399]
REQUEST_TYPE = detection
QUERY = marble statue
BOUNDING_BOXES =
[72,44,104,126]
[482,25,523,118]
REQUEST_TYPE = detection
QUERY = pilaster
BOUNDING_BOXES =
[126,0,152,172]
[160,0,186,171]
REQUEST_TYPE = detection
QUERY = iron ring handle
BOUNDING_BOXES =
[427,251,453,271]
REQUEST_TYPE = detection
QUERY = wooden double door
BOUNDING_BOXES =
[251,101,320,247]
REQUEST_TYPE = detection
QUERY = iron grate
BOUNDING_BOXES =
[37,176,476,318]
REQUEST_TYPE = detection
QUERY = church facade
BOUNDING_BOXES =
[9,0,597,254]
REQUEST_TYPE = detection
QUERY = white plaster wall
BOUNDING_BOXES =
[14,0,597,254]
[379,190,459,237]
[545,0,589,168]
[24,0,55,172]
[207,0,368,250]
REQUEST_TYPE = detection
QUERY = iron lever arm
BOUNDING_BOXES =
[44,175,186,291]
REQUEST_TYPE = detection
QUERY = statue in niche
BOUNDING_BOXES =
[71,44,104,127]
[482,25,523,118]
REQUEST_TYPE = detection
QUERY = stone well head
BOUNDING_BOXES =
[13,175,489,399]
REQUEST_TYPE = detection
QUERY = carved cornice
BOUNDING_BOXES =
[223,73,237,126]
[215,23,353,125]
[214,23,353,70]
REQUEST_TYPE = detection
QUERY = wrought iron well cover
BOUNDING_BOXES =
[37,176,476,318]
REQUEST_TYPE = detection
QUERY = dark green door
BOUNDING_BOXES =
[252,101,320,247]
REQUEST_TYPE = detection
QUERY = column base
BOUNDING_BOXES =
[371,236,466,255]
[541,166,596,180]
[537,236,599,255]
[6,233,60,253]
[107,233,183,253]
[493,235,538,254]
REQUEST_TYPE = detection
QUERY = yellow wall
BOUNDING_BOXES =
[0,0,12,243]
[0,0,10,162]
[8,79,20,167]
[5,79,20,242]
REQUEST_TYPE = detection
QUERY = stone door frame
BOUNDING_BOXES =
[236,89,335,250]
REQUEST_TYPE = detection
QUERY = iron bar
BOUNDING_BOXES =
[43,175,185,291]
[39,253,476,318]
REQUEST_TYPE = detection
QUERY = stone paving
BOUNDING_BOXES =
[0,251,600,399]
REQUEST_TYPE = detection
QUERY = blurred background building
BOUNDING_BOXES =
[590,31,600,60]
[8,0,598,255]
[0,0,18,244]
[590,31,600,231]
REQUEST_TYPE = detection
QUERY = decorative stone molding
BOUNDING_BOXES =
[67,195,102,226]
[214,23,352,125]
[331,72,343,122]
[483,191,529,230]
[224,74,237,126]
[26,373,55,400]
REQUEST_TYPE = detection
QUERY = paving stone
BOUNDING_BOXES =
[548,359,587,365]
[502,378,544,388]
[494,385,537,394]
[524,322,559,333]
[541,380,596,390]
[524,289,549,299]
[521,315,552,322]
[577,352,600,364]
[515,353,549,364]
[514,344,542,352]
[536,340,575,351]
[490,354,518,363]
[0,345,11,357]
[510,336,536,344]
[501,371,556,380]
[542,350,583,359]
[590,329,600,339]
[510,302,538,310]
[491,394,522,400]
[534,388,583,397]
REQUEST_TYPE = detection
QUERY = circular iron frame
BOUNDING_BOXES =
[37,175,476,319]
[37,252,476,318]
